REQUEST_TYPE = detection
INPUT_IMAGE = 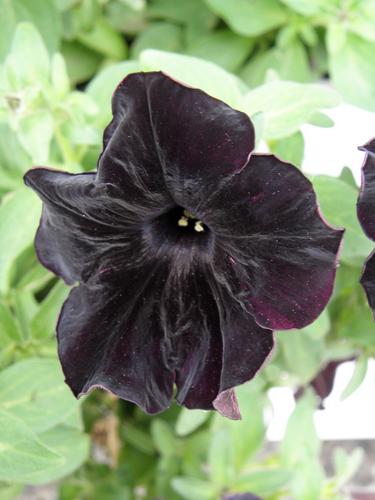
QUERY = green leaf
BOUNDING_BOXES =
[18,110,54,163]
[176,408,209,436]
[328,27,375,111]
[171,477,216,500]
[234,468,292,495]
[87,61,140,126]
[269,131,304,167]
[0,0,61,61]
[0,188,41,294]
[130,22,183,59]
[4,22,50,87]
[241,81,339,139]
[302,310,330,340]
[30,424,90,484]
[0,358,80,433]
[154,454,181,499]
[281,390,320,465]
[0,409,61,483]
[312,175,374,265]
[280,392,325,500]
[340,356,368,401]
[78,16,127,60]
[333,447,364,487]
[122,422,155,455]
[120,0,145,10]
[149,0,215,33]
[251,112,265,146]
[140,49,243,107]
[240,39,312,88]
[332,295,375,350]
[10,248,50,293]
[51,53,70,98]
[11,289,37,339]
[61,40,102,85]
[0,483,23,500]
[308,111,334,128]
[339,166,357,189]
[31,281,69,339]
[208,428,235,489]
[213,383,266,471]
[279,0,328,16]
[151,419,176,457]
[186,30,254,73]
[0,123,31,175]
[205,0,287,36]
[278,330,325,383]
[0,301,22,345]
[106,1,147,36]
[346,1,375,42]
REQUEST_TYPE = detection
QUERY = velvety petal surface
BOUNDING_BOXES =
[57,265,175,414]
[172,269,274,414]
[357,139,375,240]
[24,167,155,285]
[360,250,375,317]
[57,255,273,415]
[98,71,254,211]
[200,154,344,330]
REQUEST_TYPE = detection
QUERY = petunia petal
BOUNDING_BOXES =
[25,168,99,284]
[57,266,175,414]
[98,71,254,210]
[360,250,375,317]
[213,389,241,420]
[202,154,344,330]
[24,167,150,285]
[357,139,375,241]
[173,271,274,413]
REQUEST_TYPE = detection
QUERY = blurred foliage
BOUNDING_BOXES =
[0,0,374,498]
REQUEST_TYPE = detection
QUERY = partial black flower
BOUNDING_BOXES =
[24,72,343,418]
[295,357,354,409]
[357,139,375,315]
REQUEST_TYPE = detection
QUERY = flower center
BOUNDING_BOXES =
[177,208,205,233]
[146,206,212,255]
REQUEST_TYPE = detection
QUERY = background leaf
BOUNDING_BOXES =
[0,409,61,483]
[0,358,80,433]
[205,0,287,36]
[241,81,339,139]
[313,175,374,266]
[140,49,244,107]
[0,188,41,294]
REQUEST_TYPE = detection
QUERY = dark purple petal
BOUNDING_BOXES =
[98,72,254,210]
[201,154,344,330]
[213,389,241,420]
[357,139,375,241]
[57,266,174,414]
[173,272,274,415]
[24,167,160,285]
[361,250,375,317]
[24,168,101,284]
[57,258,273,414]
[295,358,353,408]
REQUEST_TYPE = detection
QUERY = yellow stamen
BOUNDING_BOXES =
[178,216,189,227]
[194,221,205,233]
[183,209,196,219]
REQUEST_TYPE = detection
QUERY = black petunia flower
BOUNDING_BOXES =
[357,139,375,316]
[24,72,343,418]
